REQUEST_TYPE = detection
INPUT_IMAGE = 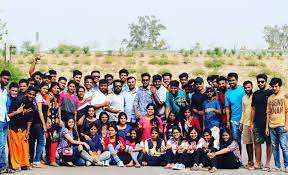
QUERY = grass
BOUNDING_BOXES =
[103,57,113,64]
[127,67,137,74]
[158,68,171,75]
[73,59,80,64]
[245,60,258,66]
[57,60,69,66]
[135,65,148,74]
[148,57,179,65]
[17,59,24,64]
[40,59,48,64]
[204,59,224,69]
[127,58,136,65]
[248,70,257,77]
[183,57,191,64]
[95,51,103,57]
[82,59,91,65]
[192,68,205,76]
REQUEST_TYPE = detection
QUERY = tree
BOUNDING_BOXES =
[264,24,288,49]
[0,19,8,43]
[21,41,37,54]
[122,15,168,50]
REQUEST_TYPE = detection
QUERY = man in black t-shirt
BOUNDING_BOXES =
[250,74,273,170]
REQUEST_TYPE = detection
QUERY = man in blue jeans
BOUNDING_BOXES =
[0,70,14,173]
[225,72,245,151]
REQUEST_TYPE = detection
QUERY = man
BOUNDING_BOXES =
[123,77,137,128]
[225,72,245,148]
[31,71,43,86]
[91,79,110,118]
[240,81,254,168]
[91,70,101,91]
[217,76,228,129]
[178,72,189,89]
[165,80,186,122]
[105,80,124,122]
[57,76,67,93]
[72,70,82,88]
[190,77,207,129]
[266,77,288,172]
[8,87,36,171]
[119,69,129,92]
[6,83,19,113]
[48,69,57,82]
[250,74,273,170]
[162,73,172,90]
[83,75,95,98]
[18,79,29,98]
[151,74,167,120]
[133,73,154,118]
[42,72,52,87]
[211,75,219,89]
[104,74,113,91]
[0,70,14,173]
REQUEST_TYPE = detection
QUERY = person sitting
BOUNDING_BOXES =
[125,129,144,168]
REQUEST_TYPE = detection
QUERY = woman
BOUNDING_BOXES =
[142,127,166,166]
[57,118,94,166]
[191,128,219,171]
[164,126,187,169]
[79,105,97,141]
[97,112,110,138]
[183,107,200,134]
[117,112,132,140]
[173,127,201,170]
[163,111,182,141]
[126,129,144,168]
[30,82,50,168]
[102,125,127,167]
[138,103,163,141]
[207,129,242,173]
[46,82,61,166]
[76,86,90,126]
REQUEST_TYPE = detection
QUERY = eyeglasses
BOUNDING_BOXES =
[257,80,265,84]
[142,79,150,82]
[93,76,100,78]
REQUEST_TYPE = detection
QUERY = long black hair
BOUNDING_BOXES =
[98,111,110,134]
[148,127,163,151]
[146,103,160,127]
[88,122,100,137]
[187,127,201,143]
[127,128,141,144]
[65,118,79,141]
[202,128,215,148]
[85,105,96,118]
[220,128,234,149]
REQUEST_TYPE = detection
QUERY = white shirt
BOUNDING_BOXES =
[84,88,95,99]
[156,85,167,118]
[106,93,124,122]
[0,86,9,122]
[91,90,107,118]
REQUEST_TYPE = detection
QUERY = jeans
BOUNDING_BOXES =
[0,121,8,169]
[107,144,121,163]
[29,124,45,163]
[270,126,288,168]
[231,122,242,153]
[127,144,141,163]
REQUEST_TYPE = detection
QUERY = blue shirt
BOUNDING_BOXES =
[165,90,186,114]
[203,99,221,129]
[86,135,103,152]
[225,86,245,123]
[133,86,154,116]
[118,124,132,140]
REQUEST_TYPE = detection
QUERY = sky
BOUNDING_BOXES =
[0,0,287,51]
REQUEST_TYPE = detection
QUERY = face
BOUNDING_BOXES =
[130,130,137,139]
[51,74,57,82]
[88,107,95,117]
[90,126,98,136]
[184,109,191,118]
[151,130,159,139]
[77,88,85,98]
[58,80,67,90]
[9,87,18,98]
[172,129,181,139]
[73,75,82,84]
[67,119,75,129]
[0,75,10,86]
[170,86,178,95]
[218,80,227,91]
[257,78,266,90]
[106,77,113,85]
[40,85,49,95]
[19,82,28,93]
[222,132,230,142]
[163,76,171,85]
[190,129,198,140]
[108,127,116,137]
[180,77,188,86]
[119,115,127,125]
[84,78,93,90]
[101,114,109,123]
[120,73,128,83]
[228,77,238,88]
[68,83,76,93]
[153,79,162,89]
[113,82,122,94]
[127,78,136,90]
[141,76,150,87]
[206,90,214,98]
[99,83,108,94]
[92,72,100,83]
[212,79,218,88]
[27,90,36,101]
[195,82,204,92]
[29,80,35,87]
[204,132,212,141]
[271,83,281,94]
[146,106,155,116]
[51,85,60,95]
[169,112,176,121]
[244,83,253,95]
[34,75,42,84]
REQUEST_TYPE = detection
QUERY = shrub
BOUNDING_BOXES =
[148,57,178,65]
[73,59,80,64]
[82,46,90,55]
[0,60,24,82]
[248,70,257,77]
[57,60,69,66]
[226,60,234,65]
[136,66,148,74]
[158,68,171,75]
[127,58,136,65]
[204,59,224,69]
[55,44,81,54]
[245,60,258,66]
[192,68,205,76]
[107,50,113,56]
[103,57,113,64]
[95,51,103,57]
[127,67,137,74]
[183,57,191,64]
[140,52,145,57]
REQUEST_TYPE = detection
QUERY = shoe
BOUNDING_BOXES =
[1,168,16,174]
[104,160,110,166]
[209,167,217,173]
[86,161,92,166]
[117,161,124,167]
[269,167,280,172]
[262,166,270,171]
[50,162,60,167]
[65,162,76,167]
[285,167,288,173]
[172,163,180,170]
[191,164,199,171]
[96,161,104,166]
[21,166,32,170]
[176,164,185,170]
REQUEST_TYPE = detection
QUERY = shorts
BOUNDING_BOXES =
[242,125,253,144]
[253,126,271,144]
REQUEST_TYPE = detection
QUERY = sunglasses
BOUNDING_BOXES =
[257,80,265,84]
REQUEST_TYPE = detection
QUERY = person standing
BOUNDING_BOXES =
[119,69,129,92]
[91,79,109,119]
[123,77,137,128]
[266,78,288,172]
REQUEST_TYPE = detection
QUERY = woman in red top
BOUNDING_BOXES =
[103,125,126,167]
[183,108,201,136]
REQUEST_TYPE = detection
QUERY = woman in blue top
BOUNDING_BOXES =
[117,112,132,140]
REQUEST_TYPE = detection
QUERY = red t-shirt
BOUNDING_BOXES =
[103,136,126,151]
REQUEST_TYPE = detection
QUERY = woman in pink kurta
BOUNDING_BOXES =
[138,103,163,141]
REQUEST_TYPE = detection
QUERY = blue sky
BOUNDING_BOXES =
[1,0,287,50]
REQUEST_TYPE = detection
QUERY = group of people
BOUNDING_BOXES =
[0,56,287,174]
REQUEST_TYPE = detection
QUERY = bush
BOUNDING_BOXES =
[95,51,103,57]
[148,57,178,65]
[192,68,205,76]
[127,67,137,74]
[57,60,69,66]
[135,66,148,74]
[248,70,257,77]
[245,60,258,66]
[158,68,171,75]
[0,60,24,82]
[55,44,81,54]
[103,57,113,64]
[183,57,191,64]
[204,59,224,69]
[82,46,90,55]
[127,58,136,65]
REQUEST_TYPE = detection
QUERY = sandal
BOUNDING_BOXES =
[209,167,217,173]
[1,168,16,174]
[50,162,60,167]
[191,164,199,171]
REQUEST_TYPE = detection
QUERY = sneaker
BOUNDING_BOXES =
[86,161,92,166]
[0,168,15,174]
[177,164,185,170]
[172,163,180,170]
[117,161,124,167]
[209,167,217,173]
[104,160,110,166]
[269,167,280,172]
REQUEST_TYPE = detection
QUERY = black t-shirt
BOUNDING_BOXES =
[251,89,273,128]
[9,96,35,132]
[190,92,208,116]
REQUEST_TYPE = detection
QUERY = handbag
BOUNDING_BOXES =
[63,147,73,156]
